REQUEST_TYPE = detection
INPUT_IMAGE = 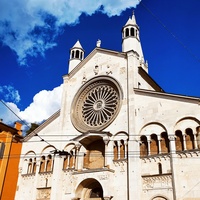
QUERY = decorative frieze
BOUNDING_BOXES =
[37,187,51,200]
[142,174,172,192]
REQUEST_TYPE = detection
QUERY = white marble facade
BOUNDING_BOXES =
[15,13,200,200]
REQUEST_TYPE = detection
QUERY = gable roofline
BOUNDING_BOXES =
[23,110,60,142]
[134,88,200,103]
[64,47,126,79]
[138,66,164,92]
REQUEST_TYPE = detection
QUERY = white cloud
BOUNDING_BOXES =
[0,0,139,65]
[0,84,63,126]
[19,84,63,123]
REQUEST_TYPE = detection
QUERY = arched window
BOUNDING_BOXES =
[80,52,83,60]
[136,30,138,38]
[120,140,125,159]
[75,50,80,59]
[185,128,194,150]
[196,126,200,148]
[130,28,135,36]
[150,134,159,155]
[63,155,69,169]
[160,132,170,153]
[125,28,129,37]
[46,155,53,172]
[32,158,37,173]
[27,158,32,174]
[39,156,45,173]
[158,163,162,174]
[69,150,74,168]
[71,50,75,59]
[83,152,89,168]
[113,141,118,160]
[140,135,148,157]
[175,130,184,151]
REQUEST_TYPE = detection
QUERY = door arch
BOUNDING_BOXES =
[152,197,168,200]
[75,178,104,199]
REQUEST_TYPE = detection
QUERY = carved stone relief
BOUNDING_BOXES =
[142,174,172,191]
[37,188,51,200]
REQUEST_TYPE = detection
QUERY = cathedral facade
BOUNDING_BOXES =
[15,13,200,200]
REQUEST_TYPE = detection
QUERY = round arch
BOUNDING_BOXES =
[139,122,167,139]
[40,145,56,155]
[75,178,104,199]
[151,196,168,200]
[174,116,200,132]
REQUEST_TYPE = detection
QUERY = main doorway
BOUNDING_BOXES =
[75,178,103,200]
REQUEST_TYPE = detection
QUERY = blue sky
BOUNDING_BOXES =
[0,0,200,127]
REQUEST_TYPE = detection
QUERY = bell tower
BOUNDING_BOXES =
[68,40,84,73]
[122,12,144,60]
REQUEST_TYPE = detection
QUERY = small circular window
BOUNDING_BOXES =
[71,76,123,133]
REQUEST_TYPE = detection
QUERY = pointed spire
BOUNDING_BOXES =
[122,11,144,63]
[68,40,85,73]
[125,11,137,26]
[72,40,83,49]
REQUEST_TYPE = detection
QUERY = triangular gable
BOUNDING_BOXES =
[64,47,126,79]
[23,110,60,142]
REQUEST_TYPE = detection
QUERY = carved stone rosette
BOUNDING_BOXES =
[71,76,123,133]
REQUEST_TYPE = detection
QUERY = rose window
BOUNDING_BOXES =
[71,76,122,133]
[82,85,118,126]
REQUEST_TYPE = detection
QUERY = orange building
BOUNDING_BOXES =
[0,121,23,200]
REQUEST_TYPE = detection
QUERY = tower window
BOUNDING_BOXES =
[125,28,129,37]
[75,50,80,59]
[80,52,83,60]
[130,28,135,36]
[71,50,75,59]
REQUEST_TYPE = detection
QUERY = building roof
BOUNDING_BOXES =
[124,12,137,26]
[0,122,23,141]
[71,40,84,50]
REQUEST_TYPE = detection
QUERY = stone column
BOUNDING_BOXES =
[182,133,187,151]
[67,154,70,169]
[169,135,177,200]
[50,155,63,200]
[117,141,120,159]
[124,140,128,159]
[103,136,110,167]
[72,149,76,168]
[157,136,161,154]
[193,133,198,149]
[196,126,200,148]
[147,140,151,155]
[75,143,81,170]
